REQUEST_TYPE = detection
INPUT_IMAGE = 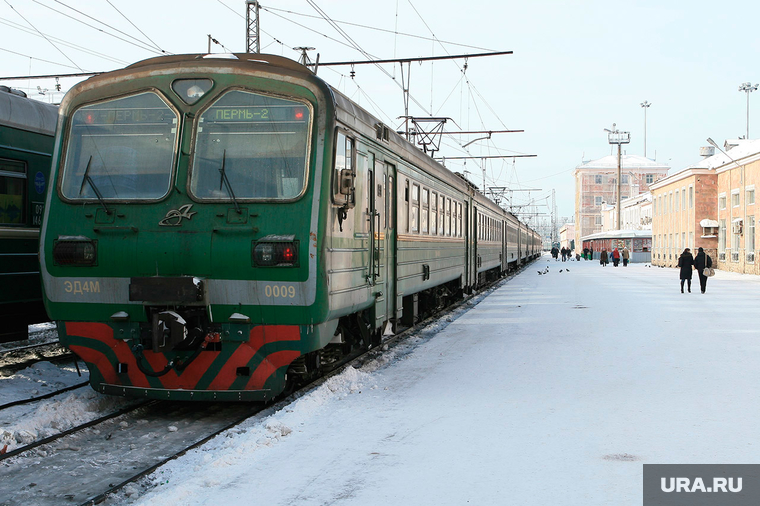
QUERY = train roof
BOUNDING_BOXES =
[80,53,534,233]
[0,86,58,136]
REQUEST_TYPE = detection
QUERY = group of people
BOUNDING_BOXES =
[596,247,630,267]
[550,246,574,261]
[677,247,713,294]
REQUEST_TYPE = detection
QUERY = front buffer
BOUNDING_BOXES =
[60,320,307,402]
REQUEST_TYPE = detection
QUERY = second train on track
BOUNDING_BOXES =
[40,53,540,401]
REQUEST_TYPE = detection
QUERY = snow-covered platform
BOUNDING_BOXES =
[125,255,760,505]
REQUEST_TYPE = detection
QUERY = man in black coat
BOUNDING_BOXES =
[693,247,713,294]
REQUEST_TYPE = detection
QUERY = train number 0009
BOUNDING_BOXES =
[264,285,296,298]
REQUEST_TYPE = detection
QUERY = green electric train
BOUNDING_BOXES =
[40,54,540,401]
[0,86,57,342]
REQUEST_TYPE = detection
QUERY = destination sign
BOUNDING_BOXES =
[74,108,174,126]
[205,106,308,123]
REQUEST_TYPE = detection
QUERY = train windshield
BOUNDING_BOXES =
[60,92,178,201]
[190,90,311,201]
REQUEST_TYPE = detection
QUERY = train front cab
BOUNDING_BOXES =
[41,54,343,401]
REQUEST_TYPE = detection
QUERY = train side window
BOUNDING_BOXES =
[333,131,355,205]
[430,192,437,235]
[452,200,456,237]
[0,158,26,225]
[458,203,463,237]
[411,183,419,233]
[403,179,409,233]
[422,188,429,234]
[387,174,393,230]
[438,194,444,235]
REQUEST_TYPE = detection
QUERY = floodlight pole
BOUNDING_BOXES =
[739,82,758,139]
[605,124,631,231]
[640,100,651,158]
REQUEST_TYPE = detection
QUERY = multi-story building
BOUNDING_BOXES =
[574,155,669,248]
[559,223,575,251]
[714,139,760,273]
[600,192,653,233]
[650,160,718,267]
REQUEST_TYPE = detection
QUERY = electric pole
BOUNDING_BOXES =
[246,0,260,53]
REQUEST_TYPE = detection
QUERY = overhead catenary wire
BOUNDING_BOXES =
[30,0,166,55]
[4,0,83,71]
[0,17,130,65]
[0,46,86,71]
[105,0,166,53]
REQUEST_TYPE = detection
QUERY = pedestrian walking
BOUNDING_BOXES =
[693,247,713,294]
[612,248,620,267]
[677,248,694,293]
[590,247,594,261]
[583,247,589,260]
[600,248,608,266]
[621,247,630,267]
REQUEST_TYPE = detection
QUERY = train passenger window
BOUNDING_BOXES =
[190,90,311,201]
[403,179,409,232]
[411,184,419,233]
[438,195,444,235]
[422,188,429,234]
[0,158,26,225]
[61,92,178,201]
[451,200,456,237]
[458,203,463,237]
[430,192,437,235]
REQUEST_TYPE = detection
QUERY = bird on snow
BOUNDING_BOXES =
[565,268,570,272]
[537,271,543,275]
[559,269,564,273]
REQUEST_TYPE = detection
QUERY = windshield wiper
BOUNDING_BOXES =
[218,149,241,214]
[78,155,112,215]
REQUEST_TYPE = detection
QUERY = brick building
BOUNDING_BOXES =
[573,155,669,249]
[650,162,718,268]
[713,139,760,273]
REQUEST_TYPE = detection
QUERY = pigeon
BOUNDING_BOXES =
[566,268,570,272]
[537,271,543,275]
[559,269,564,273]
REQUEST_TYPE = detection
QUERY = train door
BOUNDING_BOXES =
[368,156,394,332]
[472,206,478,291]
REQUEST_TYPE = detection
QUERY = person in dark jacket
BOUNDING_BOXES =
[677,248,694,293]
[600,248,608,266]
[693,247,713,294]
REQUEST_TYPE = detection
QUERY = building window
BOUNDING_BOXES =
[653,198,657,215]
[689,232,693,250]
[719,219,726,260]
[719,194,726,210]
[747,188,755,206]
[732,224,741,262]
[689,186,693,208]
[682,187,686,210]
[622,175,629,185]
[595,216,602,225]
[646,174,654,184]
[732,190,740,208]
[595,196,602,206]
[595,175,602,184]
[675,190,680,211]
[747,216,755,263]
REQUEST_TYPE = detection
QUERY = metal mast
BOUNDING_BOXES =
[246,0,260,53]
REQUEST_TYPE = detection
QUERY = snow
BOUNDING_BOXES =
[0,361,137,452]
[8,255,758,504]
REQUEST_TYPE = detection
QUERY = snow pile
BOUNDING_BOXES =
[125,365,376,504]
[0,362,137,452]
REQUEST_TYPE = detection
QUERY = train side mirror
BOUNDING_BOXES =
[339,168,356,207]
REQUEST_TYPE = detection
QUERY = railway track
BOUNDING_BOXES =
[0,263,533,506]
[0,341,75,377]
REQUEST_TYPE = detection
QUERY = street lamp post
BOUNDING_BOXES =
[739,82,758,139]
[605,124,631,231]
[640,100,651,158]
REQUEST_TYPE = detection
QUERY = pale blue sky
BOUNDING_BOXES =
[2,0,759,221]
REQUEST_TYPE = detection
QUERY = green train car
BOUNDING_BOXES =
[0,86,56,342]
[40,54,540,401]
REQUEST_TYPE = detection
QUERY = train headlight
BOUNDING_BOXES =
[53,237,97,266]
[253,241,298,267]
